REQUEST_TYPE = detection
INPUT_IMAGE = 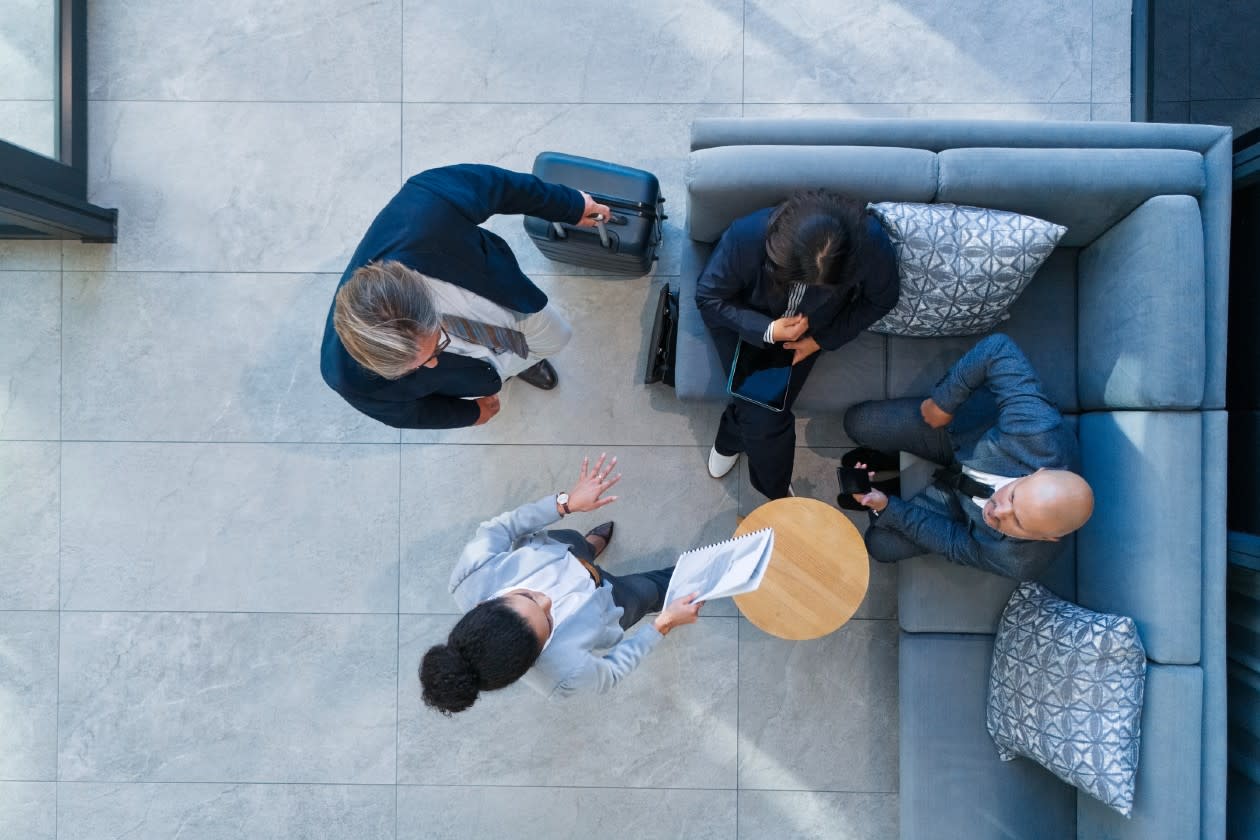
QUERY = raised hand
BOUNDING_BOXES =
[566,453,622,512]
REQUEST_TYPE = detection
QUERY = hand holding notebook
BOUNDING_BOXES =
[664,528,775,606]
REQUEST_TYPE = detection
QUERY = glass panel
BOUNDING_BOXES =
[0,0,59,159]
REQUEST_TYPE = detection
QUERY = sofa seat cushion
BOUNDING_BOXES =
[987,582,1147,817]
[867,202,1066,337]
[1078,412,1203,665]
[885,246,1079,412]
[1077,664,1203,839]
[937,148,1205,247]
[901,632,1076,840]
[686,144,938,243]
[1078,195,1206,411]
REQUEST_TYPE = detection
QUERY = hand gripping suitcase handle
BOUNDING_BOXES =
[551,213,625,249]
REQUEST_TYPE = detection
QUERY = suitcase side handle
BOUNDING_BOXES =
[550,220,620,251]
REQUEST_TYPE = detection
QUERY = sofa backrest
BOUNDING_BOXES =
[686,117,1232,411]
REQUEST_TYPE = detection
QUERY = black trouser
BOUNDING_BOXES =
[709,326,821,500]
[842,398,965,563]
[548,529,674,630]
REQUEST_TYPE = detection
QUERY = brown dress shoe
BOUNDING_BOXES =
[516,359,558,390]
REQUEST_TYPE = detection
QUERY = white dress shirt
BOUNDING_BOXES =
[421,275,572,379]
[961,465,1019,509]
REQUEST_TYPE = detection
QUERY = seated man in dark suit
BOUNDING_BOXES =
[844,333,1094,580]
[321,164,611,429]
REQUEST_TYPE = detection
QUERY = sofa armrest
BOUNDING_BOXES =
[1077,195,1206,410]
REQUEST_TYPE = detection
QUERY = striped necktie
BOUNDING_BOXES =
[441,314,530,359]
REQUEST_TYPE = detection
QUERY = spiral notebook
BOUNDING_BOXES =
[664,528,775,605]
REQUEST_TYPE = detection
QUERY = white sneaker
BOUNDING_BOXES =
[707,446,739,479]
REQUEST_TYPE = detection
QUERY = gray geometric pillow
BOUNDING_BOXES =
[867,202,1066,337]
[987,582,1146,817]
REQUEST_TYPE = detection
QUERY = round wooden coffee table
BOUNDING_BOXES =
[733,497,870,640]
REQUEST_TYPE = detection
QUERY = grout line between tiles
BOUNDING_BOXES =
[10,778,897,794]
[80,97,1097,106]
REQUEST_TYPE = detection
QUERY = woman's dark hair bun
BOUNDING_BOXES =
[419,643,480,715]
[418,597,544,716]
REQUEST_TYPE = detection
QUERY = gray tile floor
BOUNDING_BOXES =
[1,2,1130,838]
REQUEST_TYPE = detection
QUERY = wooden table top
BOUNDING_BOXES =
[732,497,870,641]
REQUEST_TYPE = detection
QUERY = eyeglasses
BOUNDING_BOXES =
[413,327,451,369]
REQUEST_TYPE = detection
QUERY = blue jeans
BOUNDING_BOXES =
[547,529,674,630]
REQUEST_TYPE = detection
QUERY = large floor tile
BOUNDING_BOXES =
[405,277,722,447]
[58,612,397,783]
[743,0,1091,104]
[0,240,61,271]
[738,790,897,839]
[399,614,737,788]
[1091,102,1132,121]
[0,782,55,840]
[87,102,401,273]
[0,443,58,611]
[742,102,1093,120]
[0,0,56,100]
[1092,0,1132,106]
[61,271,395,442]
[402,0,741,104]
[399,444,738,614]
[398,786,736,840]
[738,618,898,792]
[0,271,59,439]
[0,100,56,159]
[400,103,740,277]
[0,611,58,780]
[1189,0,1260,100]
[57,782,396,840]
[60,442,398,612]
[88,0,401,101]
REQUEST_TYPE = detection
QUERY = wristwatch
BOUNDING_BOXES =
[556,492,571,515]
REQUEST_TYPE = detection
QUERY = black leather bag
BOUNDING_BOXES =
[645,284,678,386]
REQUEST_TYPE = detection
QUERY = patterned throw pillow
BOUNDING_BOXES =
[867,202,1066,336]
[987,582,1146,816]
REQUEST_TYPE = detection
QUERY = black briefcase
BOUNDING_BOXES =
[644,283,678,386]
[523,151,665,274]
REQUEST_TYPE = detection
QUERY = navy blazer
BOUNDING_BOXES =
[320,164,584,429]
[875,334,1079,579]
[694,207,899,350]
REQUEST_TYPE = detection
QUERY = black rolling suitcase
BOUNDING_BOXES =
[523,151,665,274]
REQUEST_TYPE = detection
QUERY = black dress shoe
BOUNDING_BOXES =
[585,522,615,559]
[516,359,558,390]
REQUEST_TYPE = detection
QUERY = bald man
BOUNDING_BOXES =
[843,333,1093,580]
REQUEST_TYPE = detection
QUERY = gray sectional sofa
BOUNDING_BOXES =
[676,118,1230,840]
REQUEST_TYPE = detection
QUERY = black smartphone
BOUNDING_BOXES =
[836,466,872,495]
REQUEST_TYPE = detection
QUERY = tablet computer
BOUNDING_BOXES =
[727,340,794,412]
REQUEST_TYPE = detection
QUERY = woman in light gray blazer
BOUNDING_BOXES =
[420,454,702,714]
